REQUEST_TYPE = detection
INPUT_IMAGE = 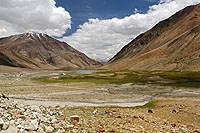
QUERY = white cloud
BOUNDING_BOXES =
[62,0,200,61]
[0,0,71,37]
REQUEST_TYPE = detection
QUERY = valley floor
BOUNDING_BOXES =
[0,65,200,132]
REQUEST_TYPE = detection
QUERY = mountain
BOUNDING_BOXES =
[0,32,100,69]
[104,4,200,71]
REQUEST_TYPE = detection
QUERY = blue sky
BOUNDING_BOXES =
[55,0,159,37]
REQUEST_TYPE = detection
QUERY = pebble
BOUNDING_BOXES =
[97,127,105,132]
[171,123,176,127]
[45,126,54,133]
[56,127,65,133]
[110,129,117,132]
[70,115,80,122]
[66,124,74,129]
[139,115,144,119]
[134,115,140,119]
[92,110,97,114]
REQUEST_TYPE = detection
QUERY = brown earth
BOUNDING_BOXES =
[61,97,200,132]
[104,4,200,71]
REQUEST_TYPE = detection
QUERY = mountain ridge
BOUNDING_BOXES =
[104,3,200,71]
[0,32,101,69]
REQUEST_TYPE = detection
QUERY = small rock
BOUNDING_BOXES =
[0,119,4,130]
[127,119,132,124]
[45,126,54,133]
[9,120,15,126]
[72,120,78,125]
[1,126,17,133]
[59,114,65,120]
[97,127,105,132]
[1,93,9,100]
[105,110,112,114]
[140,126,144,129]
[187,124,194,128]
[148,109,153,113]
[134,115,139,119]
[17,125,24,130]
[117,115,122,118]
[139,115,144,119]
[92,110,97,114]
[70,115,80,122]
[2,122,9,130]
[37,126,45,133]
[20,111,25,115]
[18,128,24,133]
[172,109,177,113]
[113,114,121,118]
[19,115,26,119]
[194,129,200,133]
[110,129,117,132]
[171,123,176,127]
[56,127,65,133]
[31,105,41,112]
[112,109,118,112]
[66,124,74,129]
[26,119,38,131]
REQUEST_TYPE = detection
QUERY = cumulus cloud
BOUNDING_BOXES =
[0,0,71,37]
[62,0,200,62]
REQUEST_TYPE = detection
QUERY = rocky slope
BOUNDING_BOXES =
[104,4,200,71]
[0,32,100,69]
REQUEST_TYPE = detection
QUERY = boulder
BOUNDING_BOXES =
[1,126,17,133]
[26,119,38,131]
[2,122,9,130]
[0,118,4,130]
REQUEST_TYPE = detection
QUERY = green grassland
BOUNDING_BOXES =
[33,70,200,88]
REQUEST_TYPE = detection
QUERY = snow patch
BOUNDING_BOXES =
[25,31,44,40]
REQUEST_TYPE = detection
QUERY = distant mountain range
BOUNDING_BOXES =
[0,32,100,69]
[104,4,200,71]
[1,4,200,71]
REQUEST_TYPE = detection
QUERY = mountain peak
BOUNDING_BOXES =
[23,31,47,39]
[7,31,49,42]
[26,31,42,35]
[0,31,100,69]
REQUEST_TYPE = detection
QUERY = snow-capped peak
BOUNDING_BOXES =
[24,31,46,40]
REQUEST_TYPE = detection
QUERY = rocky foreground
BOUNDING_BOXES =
[1,93,200,132]
[0,93,80,133]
